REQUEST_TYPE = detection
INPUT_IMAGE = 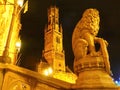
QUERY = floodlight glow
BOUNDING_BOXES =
[43,67,53,76]
[43,70,49,76]
[115,80,120,86]
[48,67,53,74]
[17,0,24,7]
[115,81,118,84]
[16,41,21,48]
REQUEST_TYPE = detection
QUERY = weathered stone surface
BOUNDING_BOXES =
[0,64,73,90]
[72,8,119,90]
[0,0,21,64]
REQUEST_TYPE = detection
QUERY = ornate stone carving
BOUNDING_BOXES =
[72,9,118,89]
[0,1,6,49]
[72,8,110,75]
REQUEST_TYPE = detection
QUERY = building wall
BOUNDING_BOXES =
[0,0,14,55]
[43,6,66,72]
[0,0,21,64]
[1,64,73,90]
[1,63,120,90]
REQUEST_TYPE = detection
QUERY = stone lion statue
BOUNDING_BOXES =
[72,8,110,74]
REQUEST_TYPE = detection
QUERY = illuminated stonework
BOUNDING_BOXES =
[37,6,77,84]
[53,71,77,84]
[0,1,120,89]
[43,6,65,72]
[72,8,118,89]
[0,0,22,64]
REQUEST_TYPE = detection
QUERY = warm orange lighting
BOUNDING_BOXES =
[48,67,53,74]
[43,69,49,76]
[15,40,21,52]
[16,41,21,48]
[17,0,24,7]
[43,67,53,76]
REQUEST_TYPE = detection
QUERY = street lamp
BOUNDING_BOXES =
[16,39,21,52]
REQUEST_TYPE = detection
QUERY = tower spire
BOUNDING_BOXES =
[43,5,66,72]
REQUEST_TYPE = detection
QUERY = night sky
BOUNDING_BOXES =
[20,0,120,80]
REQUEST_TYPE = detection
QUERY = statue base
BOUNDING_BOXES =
[73,56,118,89]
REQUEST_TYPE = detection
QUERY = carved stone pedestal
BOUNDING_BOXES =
[73,56,118,90]
[71,8,119,90]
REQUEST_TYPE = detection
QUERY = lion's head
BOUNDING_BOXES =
[78,8,100,36]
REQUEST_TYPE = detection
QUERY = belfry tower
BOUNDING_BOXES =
[43,6,65,72]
